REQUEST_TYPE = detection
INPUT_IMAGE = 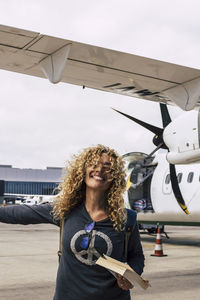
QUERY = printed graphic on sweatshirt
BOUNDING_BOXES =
[70,230,113,266]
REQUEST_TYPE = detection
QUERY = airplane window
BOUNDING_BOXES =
[177,173,183,183]
[187,172,194,183]
[165,174,170,184]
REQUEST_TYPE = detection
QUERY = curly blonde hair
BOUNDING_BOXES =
[53,144,127,231]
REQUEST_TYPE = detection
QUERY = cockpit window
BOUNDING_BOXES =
[165,174,170,184]
[177,173,183,183]
[187,172,194,183]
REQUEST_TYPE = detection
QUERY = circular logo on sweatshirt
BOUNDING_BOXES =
[70,230,113,266]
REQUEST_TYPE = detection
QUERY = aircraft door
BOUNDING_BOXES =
[123,152,155,213]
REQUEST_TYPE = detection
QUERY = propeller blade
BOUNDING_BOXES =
[112,108,163,136]
[169,164,189,215]
[160,103,171,128]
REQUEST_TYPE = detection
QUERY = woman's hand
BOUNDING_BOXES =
[115,273,134,290]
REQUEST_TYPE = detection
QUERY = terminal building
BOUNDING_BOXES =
[0,165,63,202]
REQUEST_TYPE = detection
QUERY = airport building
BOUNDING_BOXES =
[0,165,63,198]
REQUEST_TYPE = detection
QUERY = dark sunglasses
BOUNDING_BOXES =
[80,221,95,250]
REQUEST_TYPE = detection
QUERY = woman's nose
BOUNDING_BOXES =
[95,162,103,172]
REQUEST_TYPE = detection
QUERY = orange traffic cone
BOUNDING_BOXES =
[151,227,167,257]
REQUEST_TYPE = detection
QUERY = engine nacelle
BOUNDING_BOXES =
[163,109,200,164]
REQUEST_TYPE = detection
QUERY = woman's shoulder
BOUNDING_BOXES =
[64,202,84,219]
[125,209,137,228]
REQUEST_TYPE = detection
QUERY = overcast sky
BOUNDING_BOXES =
[0,0,199,169]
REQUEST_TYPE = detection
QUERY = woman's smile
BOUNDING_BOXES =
[90,173,105,182]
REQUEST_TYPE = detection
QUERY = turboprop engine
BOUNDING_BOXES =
[163,110,200,164]
[112,104,199,215]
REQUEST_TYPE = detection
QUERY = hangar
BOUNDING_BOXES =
[0,165,63,203]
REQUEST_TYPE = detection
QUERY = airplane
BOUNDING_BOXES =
[20,195,56,205]
[3,193,56,205]
[0,24,200,229]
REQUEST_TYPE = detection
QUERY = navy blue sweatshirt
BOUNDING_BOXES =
[0,203,144,300]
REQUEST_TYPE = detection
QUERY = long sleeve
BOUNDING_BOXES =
[127,222,145,275]
[0,203,59,226]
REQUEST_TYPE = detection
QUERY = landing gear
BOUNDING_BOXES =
[139,224,169,239]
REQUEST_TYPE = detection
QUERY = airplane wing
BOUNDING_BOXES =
[1,24,200,111]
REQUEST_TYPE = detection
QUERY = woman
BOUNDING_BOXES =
[0,144,144,300]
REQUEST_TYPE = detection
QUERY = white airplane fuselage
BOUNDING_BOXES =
[126,153,200,226]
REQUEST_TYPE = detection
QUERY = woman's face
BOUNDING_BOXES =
[85,153,114,192]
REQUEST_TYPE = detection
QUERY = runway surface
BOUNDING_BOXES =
[0,223,200,299]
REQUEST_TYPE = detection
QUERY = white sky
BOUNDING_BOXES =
[0,0,199,169]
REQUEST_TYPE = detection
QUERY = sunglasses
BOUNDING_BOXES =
[80,221,95,250]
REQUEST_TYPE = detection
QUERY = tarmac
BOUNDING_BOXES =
[0,223,200,300]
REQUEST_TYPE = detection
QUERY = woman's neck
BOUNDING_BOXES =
[85,188,108,221]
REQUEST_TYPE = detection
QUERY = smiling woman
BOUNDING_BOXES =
[52,145,144,299]
[0,144,144,300]
[53,144,127,231]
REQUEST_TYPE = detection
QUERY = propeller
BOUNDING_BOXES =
[113,104,189,215]
[112,107,168,149]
